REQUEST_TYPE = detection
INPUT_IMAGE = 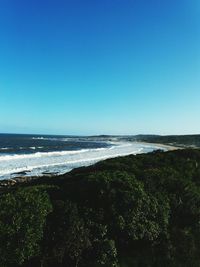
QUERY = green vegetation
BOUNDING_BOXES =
[0,186,52,266]
[122,134,200,148]
[1,149,200,266]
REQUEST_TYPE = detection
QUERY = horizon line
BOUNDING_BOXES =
[0,132,200,137]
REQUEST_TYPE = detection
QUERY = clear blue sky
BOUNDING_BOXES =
[0,0,199,135]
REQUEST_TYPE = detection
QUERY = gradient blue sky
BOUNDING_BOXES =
[0,0,199,135]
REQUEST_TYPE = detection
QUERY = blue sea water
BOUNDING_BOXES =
[0,134,111,154]
[0,134,165,179]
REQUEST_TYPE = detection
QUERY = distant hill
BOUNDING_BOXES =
[89,134,200,148]
[132,134,200,148]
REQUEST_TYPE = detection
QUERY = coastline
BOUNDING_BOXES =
[0,142,182,189]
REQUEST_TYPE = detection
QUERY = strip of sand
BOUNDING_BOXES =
[137,142,183,151]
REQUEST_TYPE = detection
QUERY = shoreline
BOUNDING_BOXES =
[0,142,182,189]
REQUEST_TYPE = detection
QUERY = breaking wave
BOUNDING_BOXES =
[0,142,165,179]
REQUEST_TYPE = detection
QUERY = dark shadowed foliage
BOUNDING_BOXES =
[1,149,200,266]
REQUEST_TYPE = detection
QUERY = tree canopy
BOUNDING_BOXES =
[1,149,200,266]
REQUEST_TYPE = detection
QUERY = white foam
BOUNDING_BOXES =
[0,142,164,179]
[32,137,65,141]
[0,148,107,161]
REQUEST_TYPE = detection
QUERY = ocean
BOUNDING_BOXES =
[0,134,165,180]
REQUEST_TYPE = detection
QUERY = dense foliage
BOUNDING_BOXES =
[1,149,200,266]
[0,187,52,266]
